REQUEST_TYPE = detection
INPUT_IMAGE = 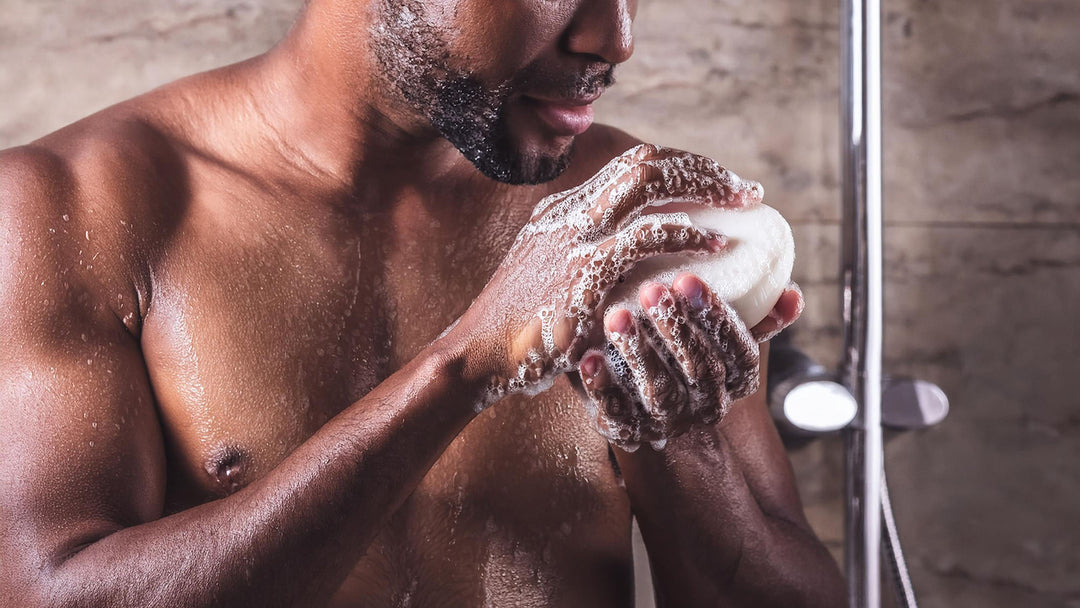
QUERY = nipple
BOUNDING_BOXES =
[205,445,249,496]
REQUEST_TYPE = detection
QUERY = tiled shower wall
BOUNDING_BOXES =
[3,1,1077,606]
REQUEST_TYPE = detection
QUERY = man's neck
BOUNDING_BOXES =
[234,1,493,205]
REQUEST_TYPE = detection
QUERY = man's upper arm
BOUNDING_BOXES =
[0,149,166,581]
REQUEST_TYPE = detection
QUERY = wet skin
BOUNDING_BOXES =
[0,0,844,606]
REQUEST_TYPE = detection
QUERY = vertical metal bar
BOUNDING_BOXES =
[840,0,884,605]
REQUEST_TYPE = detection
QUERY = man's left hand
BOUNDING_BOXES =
[575,274,803,449]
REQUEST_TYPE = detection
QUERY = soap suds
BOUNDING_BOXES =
[479,145,761,410]
[476,145,783,450]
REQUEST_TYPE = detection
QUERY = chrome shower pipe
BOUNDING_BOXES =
[882,472,919,608]
[840,0,884,605]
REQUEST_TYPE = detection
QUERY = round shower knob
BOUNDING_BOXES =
[881,377,949,430]
[767,341,857,436]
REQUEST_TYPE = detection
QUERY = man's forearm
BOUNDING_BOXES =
[34,337,483,608]
[615,425,845,608]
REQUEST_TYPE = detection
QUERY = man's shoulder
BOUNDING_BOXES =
[0,111,187,329]
[1,109,187,246]
[6,106,183,197]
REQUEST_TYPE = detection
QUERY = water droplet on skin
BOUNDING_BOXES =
[62,214,70,222]
[91,422,97,429]
[85,230,90,241]
[81,333,88,342]
[89,441,94,447]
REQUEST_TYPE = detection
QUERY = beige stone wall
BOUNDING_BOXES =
[3,1,1077,606]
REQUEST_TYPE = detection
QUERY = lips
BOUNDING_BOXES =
[521,94,598,136]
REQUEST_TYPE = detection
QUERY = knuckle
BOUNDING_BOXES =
[731,370,761,400]
[600,392,628,417]
[696,392,730,425]
[678,345,710,388]
[656,378,689,414]
[723,340,760,395]
[628,163,651,183]
[629,143,662,161]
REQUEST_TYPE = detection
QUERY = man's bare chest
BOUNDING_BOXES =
[133,200,504,504]
[121,175,634,604]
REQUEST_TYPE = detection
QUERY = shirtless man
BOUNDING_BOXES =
[0,0,845,605]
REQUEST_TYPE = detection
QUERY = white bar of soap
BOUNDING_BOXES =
[604,202,795,328]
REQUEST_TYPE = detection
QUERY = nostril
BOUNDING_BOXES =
[561,0,635,66]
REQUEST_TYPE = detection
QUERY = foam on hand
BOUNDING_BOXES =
[603,201,795,328]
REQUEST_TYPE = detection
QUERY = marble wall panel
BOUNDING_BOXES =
[0,0,299,146]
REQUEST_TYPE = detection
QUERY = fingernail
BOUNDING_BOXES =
[640,284,663,309]
[606,309,633,335]
[580,355,601,377]
[675,275,704,306]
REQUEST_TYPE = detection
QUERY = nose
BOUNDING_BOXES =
[563,0,636,65]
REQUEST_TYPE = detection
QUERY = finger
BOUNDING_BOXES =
[749,281,805,343]
[605,308,689,432]
[591,149,766,236]
[578,348,644,447]
[572,217,726,313]
[637,282,727,420]
[531,144,661,227]
[641,151,764,207]
[510,315,543,366]
[673,273,761,402]
[589,150,684,234]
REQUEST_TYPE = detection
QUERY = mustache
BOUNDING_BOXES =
[515,63,617,100]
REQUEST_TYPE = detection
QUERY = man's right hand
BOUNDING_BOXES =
[446,144,765,406]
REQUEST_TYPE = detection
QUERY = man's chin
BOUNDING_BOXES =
[506,131,578,185]
[509,147,575,185]
[439,100,578,185]
[482,103,579,185]
[464,133,575,186]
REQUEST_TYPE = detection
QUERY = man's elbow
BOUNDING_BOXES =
[757,514,846,607]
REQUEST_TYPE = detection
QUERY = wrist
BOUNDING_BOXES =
[429,321,501,411]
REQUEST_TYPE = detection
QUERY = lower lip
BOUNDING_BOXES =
[525,98,595,136]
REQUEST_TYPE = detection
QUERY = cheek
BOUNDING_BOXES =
[440,0,576,79]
